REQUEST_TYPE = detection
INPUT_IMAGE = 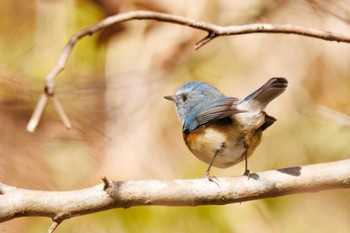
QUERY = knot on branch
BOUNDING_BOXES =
[102,176,111,191]
[101,177,123,198]
[44,86,55,97]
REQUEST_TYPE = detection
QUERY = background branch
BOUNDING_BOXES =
[1,159,349,231]
[26,10,350,132]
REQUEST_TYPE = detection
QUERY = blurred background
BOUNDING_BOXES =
[1,0,350,232]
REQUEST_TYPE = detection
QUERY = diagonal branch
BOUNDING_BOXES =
[26,10,350,132]
[1,159,350,232]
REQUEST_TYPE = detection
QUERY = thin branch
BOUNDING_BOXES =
[1,159,349,230]
[195,31,218,50]
[318,105,350,127]
[27,92,71,132]
[26,10,350,132]
[51,94,72,129]
[48,220,61,233]
[26,93,49,132]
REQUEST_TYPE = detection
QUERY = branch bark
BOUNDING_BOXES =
[1,159,350,230]
[26,10,350,132]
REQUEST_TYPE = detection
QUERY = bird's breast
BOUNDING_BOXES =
[183,119,251,168]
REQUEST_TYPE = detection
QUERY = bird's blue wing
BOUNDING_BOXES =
[183,97,243,133]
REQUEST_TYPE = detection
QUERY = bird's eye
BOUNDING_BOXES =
[181,94,188,102]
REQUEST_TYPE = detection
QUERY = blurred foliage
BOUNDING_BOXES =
[1,0,350,232]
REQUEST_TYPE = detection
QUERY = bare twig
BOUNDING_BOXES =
[48,220,61,233]
[51,94,72,129]
[195,31,218,50]
[26,93,49,132]
[0,159,349,231]
[26,10,350,132]
[318,105,350,127]
[27,92,71,132]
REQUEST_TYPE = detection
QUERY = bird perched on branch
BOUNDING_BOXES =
[165,77,288,180]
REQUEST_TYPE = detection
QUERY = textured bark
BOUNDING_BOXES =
[1,159,349,224]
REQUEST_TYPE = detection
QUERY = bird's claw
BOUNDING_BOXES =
[243,169,252,179]
[203,172,220,187]
[243,169,250,176]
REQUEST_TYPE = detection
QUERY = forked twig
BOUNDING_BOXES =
[27,10,350,132]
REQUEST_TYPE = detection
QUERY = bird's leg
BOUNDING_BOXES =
[243,153,250,176]
[243,142,250,176]
[203,149,219,184]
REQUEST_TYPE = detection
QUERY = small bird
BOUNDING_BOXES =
[164,77,287,180]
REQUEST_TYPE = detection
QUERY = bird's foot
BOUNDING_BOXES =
[203,171,220,187]
[243,169,251,178]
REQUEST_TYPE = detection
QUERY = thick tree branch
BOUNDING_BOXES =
[26,10,350,132]
[1,159,349,231]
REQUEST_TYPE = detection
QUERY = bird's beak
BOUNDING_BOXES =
[164,95,176,101]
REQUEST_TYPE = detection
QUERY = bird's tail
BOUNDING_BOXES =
[239,77,288,110]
